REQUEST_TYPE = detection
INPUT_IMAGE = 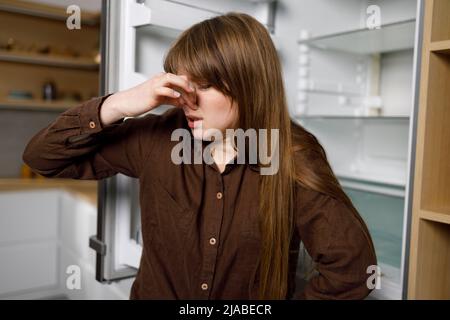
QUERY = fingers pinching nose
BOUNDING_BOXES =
[176,74,197,108]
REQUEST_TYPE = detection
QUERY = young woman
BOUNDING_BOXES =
[23,12,377,300]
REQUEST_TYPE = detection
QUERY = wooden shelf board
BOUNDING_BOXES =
[0,50,99,70]
[420,209,450,225]
[429,40,450,54]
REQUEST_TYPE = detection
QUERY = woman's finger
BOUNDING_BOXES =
[154,86,181,99]
[157,73,198,110]
[159,72,194,95]
[154,86,193,109]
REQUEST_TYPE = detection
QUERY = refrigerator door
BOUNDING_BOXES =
[90,0,278,282]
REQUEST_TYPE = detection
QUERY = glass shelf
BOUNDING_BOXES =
[298,19,416,54]
[336,169,406,189]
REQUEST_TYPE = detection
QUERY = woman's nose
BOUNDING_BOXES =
[178,75,198,107]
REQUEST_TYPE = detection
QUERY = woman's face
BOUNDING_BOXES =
[178,73,238,141]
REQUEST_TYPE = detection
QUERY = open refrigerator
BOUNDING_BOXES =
[89,0,424,300]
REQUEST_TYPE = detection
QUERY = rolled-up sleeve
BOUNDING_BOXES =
[293,185,378,300]
[22,95,159,180]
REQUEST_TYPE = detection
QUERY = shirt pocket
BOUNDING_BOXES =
[151,178,195,238]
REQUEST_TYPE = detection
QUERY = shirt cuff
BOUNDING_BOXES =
[79,94,120,135]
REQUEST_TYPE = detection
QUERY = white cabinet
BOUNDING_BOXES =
[0,190,132,299]
[92,0,424,300]
[0,190,59,297]
[58,192,133,300]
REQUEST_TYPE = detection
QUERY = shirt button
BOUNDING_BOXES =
[89,121,96,129]
[216,192,223,199]
[201,283,208,290]
[209,237,216,245]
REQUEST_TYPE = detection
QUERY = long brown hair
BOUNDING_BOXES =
[163,12,376,299]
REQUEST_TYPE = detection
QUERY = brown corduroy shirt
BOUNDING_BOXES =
[23,95,377,300]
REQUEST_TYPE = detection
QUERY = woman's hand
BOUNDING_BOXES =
[100,72,198,126]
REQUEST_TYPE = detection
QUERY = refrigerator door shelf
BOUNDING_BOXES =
[91,174,142,282]
[119,0,278,91]
[118,0,213,90]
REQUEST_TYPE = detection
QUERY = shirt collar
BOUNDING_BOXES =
[187,135,260,172]
[184,118,261,173]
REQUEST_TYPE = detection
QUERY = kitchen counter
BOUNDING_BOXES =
[0,178,98,206]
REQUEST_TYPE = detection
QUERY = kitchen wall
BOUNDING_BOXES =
[0,111,61,178]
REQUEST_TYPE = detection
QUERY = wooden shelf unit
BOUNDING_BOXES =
[408,0,450,300]
[0,1,100,178]
[0,1,100,109]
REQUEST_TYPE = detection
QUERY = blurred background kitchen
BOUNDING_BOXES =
[0,0,449,300]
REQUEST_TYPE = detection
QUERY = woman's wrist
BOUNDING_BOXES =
[100,93,127,126]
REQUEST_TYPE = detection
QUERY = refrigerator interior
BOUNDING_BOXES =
[294,0,420,299]
[92,0,422,300]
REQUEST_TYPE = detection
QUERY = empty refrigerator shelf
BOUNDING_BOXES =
[298,19,416,54]
[335,168,406,187]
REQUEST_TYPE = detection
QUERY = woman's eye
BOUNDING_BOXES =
[198,84,211,90]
